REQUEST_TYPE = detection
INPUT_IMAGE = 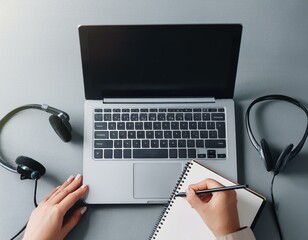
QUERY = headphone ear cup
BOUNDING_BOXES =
[49,115,72,142]
[274,144,293,175]
[15,156,46,180]
[260,139,273,171]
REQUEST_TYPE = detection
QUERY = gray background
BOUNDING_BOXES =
[1,1,308,239]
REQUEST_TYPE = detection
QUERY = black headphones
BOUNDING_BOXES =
[245,95,308,175]
[0,104,72,180]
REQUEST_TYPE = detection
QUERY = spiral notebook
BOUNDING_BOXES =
[149,160,266,240]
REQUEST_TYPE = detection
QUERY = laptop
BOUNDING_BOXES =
[79,24,242,204]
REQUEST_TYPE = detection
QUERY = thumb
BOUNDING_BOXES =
[185,187,204,210]
[61,207,86,238]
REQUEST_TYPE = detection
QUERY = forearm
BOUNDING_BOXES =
[216,227,256,240]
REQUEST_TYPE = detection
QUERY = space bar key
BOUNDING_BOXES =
[133,149,168,158]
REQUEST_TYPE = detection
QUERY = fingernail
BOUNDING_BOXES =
[80,184,88,189]
[56,185,61,189]
[80,206,87,215]
[185,187,191,194]
[67,175,74,182]
[75,174,82,180]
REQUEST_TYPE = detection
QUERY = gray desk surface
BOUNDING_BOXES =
[1,1,308,239]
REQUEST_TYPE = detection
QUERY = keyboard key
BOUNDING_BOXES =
[167,113,175,121]
[124,149,131,158]
[216,122,226,138]
[95,109,102,112]
[197,154,206,158]
[95,122,107,130]
[94,149,103,159]
[207,150,216,158]
[179,149,187,158]
[211,113,225,121]
[209,131,218,139]
[151,140,159,148]
[110,131,118,139]
[196,140,204,148]
[189,122,197,129]
[131,114,138,121]
[113,114,120,121]
[180,122,188,129]
[146,131,154,139]
[144,122,152,130]
[117,122,125,130]
[126,122,134,130]
[135,122,143,130]
[160,140,168,148]
[176,113,184,121]
[169,140,177,148]
[114,150,122,158]
[207,122,215,129]
[198,122,206,129]
[155,131,163,138]
[104,114,111,121]
[200,131,209,138]
[95,131,109,139]
[128,131,136,139]
[94,114,102,121]
[140,113,147,121]
[184,113,192,121]
[122,114,130,121]
[137,131,145,139]
[94,140,113,148]
[158,113,166,121]
[202,113,210,121]
[114,140,122,148]
[173,131,181,138]
[153,122,161,130]
[182,131,190,138]
[169,149,177,158]
[142,140,150,148]
[218,154,226,158]
[108,122,116,130]
[149,113,156,121]
[205,140,226,148]
[119,131,127,139]
[134,149,168,158]
[188,149,196,158]
[164,131,172,138]
[124,140,131,148]
[104,149,113,158]
[171,122,179,129]
[162,122,170,129]
[193,113,201,121]
[187,140,195,147]
[178,140,186,148]
[133,140,141,148]
[191,131,199,138]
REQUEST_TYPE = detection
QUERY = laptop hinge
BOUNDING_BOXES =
[102,98,215,104]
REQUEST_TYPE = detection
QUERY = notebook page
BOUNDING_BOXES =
[151,160,265,240]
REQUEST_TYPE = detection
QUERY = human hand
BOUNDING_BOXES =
[186,178,240,238]
[23,174,89,240]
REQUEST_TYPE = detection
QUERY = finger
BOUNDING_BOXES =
[59,185,89,212]
[49,174,83,204]
[186,187,205,210]
[46,175,75,202]
[61,207,87,238]
[189,178,225,191]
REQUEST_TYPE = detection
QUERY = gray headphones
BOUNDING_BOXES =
[0,104,72,180]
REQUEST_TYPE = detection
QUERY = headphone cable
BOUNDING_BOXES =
[271,174,284,240]
[10,179,39,240]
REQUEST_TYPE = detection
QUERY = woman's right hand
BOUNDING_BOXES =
[186,178,240,238]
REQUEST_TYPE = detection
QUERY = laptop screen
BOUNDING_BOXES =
[79,24,242,100]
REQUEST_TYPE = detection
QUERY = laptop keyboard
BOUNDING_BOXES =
[93,108,226,160]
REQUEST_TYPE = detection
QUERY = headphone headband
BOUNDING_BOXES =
[0,104,71,173]
[245,94,308,161]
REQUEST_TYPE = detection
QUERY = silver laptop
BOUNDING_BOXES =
[79,24,242,204]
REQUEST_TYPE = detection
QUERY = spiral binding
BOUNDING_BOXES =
[149,161,194,240]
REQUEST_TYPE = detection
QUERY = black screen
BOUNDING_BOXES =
[79,24,242,99]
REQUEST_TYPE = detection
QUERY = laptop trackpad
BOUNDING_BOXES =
[133,163,183,199]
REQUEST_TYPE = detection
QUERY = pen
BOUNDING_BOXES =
[175,184,249,197]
